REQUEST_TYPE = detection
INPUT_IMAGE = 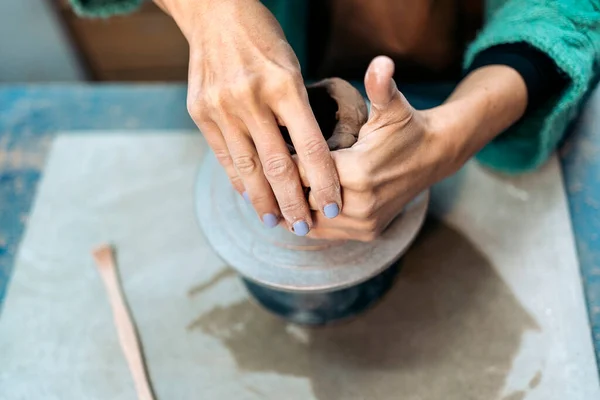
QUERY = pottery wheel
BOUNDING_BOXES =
[196,152,429,293]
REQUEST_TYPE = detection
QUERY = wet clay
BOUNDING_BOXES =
[187,218,540,400]
[279,78,368,153]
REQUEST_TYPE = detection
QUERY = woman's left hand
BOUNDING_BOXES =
[304,56,459,242]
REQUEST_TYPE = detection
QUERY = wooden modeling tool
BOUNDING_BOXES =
[92,244,156,400]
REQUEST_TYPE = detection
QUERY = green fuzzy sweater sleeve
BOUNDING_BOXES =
[464,0,600,174]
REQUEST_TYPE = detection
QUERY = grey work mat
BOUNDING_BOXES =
[0,132,598,400]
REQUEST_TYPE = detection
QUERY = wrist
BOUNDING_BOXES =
[425,65,527,168]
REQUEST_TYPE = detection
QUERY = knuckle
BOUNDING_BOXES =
[214,150,233,167]
[263,154,295,180]
[279,199,305,215]
[229,177,244,191]
[204,87,227,110]
[311,181,338,197]
[355,195,378,219]
[186,98,205,121]
[347,168,373,192]
[229,175,243,186]
[249,193,271,207]
[232,154,259,175]
[301,138,330,161]
[266,70,302,99]
[229,79,256,101]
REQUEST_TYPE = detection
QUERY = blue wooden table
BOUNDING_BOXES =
[1,83,599,370]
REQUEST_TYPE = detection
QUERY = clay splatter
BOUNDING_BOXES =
[529,371,542,389]
[187,268,236,297]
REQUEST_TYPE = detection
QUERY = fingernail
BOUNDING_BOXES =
[324,203,339,219]
[262,213,278,228]
[292,221,309,236]
[242,191,250,203]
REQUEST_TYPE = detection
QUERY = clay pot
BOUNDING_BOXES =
[279,78,368,153]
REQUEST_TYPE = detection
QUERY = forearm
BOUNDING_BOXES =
[153,0,230,40]
[458,0,599,174]
[152,0,204,38]
[426,65,528,167]
[153,0,263,41]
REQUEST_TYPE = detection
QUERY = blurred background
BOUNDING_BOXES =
[0,0,188,82]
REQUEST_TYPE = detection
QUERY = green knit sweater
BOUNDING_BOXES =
[70,0,600,174]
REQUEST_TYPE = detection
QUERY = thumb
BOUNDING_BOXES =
[364,56,413,126]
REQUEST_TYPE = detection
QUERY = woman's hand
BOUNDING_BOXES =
[303,56,454,241]
[305,56,528,242]
[157,0,341,235]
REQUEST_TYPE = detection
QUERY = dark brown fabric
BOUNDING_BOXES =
[307,0,483,83]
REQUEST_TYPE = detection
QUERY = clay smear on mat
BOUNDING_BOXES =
[187,218,541,400]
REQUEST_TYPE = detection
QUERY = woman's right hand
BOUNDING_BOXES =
[156,0,341,236]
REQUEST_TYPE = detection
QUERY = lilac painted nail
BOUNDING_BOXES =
[324,203,339,219]
[242,191,250,203]
[292,221,309,236]
[262,213,278,228]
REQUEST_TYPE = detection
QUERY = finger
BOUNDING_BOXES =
[305,149,380,219]
[363,56,414,131]
[274,89,342,220]
[307,226,374,242]
[217,116,281,229]
[244,110,313,235]
[308,212,382,242]
[198,119,246,195]
[311,209,379,233]
[307,227,354,241]
[310,187,382,219]
[365,55,397,108]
